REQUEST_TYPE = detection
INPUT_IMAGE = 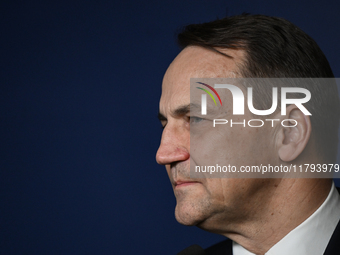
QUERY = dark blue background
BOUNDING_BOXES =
[1,0,340,254]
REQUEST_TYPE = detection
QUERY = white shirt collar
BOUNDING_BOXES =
[233,182,340,255]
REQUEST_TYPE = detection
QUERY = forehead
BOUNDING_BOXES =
[160,46,244,112]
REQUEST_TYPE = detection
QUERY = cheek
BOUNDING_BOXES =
[207,179,249,208]
[204,179,227,203]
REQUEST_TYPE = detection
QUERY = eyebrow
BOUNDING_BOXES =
[157,103,201,121]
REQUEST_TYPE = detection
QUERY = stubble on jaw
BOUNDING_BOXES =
[174,186,214,226]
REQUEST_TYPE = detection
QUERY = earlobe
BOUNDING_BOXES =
[277,105,312,162]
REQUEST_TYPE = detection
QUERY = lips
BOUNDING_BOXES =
[174,180,200,188]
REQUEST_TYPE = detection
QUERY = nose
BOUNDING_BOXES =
[156,125,190,165]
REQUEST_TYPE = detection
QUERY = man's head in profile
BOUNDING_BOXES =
[156,14,340,255]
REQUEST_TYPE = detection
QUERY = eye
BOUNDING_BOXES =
[189,116,204,124]
[160,122,167,129]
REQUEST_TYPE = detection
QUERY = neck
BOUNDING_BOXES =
[224,179,332,255]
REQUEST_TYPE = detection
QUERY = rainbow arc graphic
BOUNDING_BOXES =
[196,82,222,106]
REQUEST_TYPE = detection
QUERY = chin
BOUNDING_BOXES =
[174,200,210,226]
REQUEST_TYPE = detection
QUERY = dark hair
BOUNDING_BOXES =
[178,14,339,162]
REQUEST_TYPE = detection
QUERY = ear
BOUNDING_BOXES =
[277,104,312,162]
